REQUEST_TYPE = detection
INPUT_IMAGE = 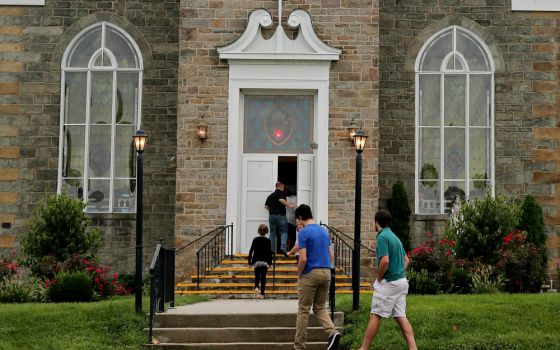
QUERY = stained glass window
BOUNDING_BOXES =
[244,95,314,154]
[59,22,142,213]
[416,26,494,215]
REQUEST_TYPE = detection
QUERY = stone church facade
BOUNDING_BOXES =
[0,0,558,275]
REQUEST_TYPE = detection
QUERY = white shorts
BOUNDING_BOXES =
[371,278,409,318]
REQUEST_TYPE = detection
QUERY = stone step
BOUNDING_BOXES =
[153,312,344,328]
[208,267,345,273]
[190,274,354,281]
[176,282,368,290]
[175,289,370,296]
[146,341,328,349]
[221,259,297,265]
[150,327,338,343]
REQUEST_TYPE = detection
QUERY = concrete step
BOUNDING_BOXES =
[153,312,344,328]
[175,289,370,297]
[146,342,328,349]
[150,327,338,343]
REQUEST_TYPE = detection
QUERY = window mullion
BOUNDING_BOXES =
[84,70,92,208]
[109,71,117,213]
[440,73,445,214]
[490,74,495,197]
[415,73,420,214]
[465,73,470,200]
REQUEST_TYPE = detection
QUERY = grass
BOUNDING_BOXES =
[0,295,208,350]
[337,293,560,350]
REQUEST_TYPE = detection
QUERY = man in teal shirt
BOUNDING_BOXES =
[358,209,417,350]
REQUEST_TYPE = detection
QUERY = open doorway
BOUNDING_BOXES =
[278,156,297,251]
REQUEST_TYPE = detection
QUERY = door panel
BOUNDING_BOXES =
[241,155,277,253]
[297,154,314,207]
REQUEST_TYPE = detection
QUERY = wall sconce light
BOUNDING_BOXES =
[348,117,358,144]
[197,117,208,141]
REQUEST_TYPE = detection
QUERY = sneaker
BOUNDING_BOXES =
[327,332,341,350]
[280,249,288,257]
[254,287,260,294]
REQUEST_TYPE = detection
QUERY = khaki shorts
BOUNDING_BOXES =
[371,278,409,318]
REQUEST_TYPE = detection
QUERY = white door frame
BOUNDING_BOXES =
[225,63,331,254]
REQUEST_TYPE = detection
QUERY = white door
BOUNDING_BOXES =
[297,154,314,209]
[241,155,277,253]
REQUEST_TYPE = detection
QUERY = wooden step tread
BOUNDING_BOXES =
[177,282,370,288]
[190,274,354,280]
[203,267,344,272]
[221,260,296,265]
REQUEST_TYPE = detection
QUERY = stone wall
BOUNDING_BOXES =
[176,0,380,257]
[379,0,560,270]
[0,1,179,273]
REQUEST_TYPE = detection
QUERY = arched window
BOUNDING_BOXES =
[58,22,143,213]
[415,26,494,214]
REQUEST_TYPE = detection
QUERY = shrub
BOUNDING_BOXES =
[496,230,546,293]
[450,266,472,294]
[408,234,456,292]
[47,271,94,302]
[21,193,100,277]
[0,254,18,284]
[519,195,546,246]
[469,264,504,294]
[0,277,43,303]
[407,269,440,295]
[446,192,520,264]
[387,180,412,251]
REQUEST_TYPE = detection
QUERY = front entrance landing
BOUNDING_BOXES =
[148,299,344,349]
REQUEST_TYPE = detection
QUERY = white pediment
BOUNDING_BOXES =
[218,9,341,62]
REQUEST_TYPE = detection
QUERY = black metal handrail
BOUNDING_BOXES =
[148,240,176,344]
[326,224,375,255]
[196,224,234,289]
[176,224,233,254]
[321,223,354,277]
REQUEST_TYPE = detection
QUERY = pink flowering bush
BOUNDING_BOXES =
[496,230,547,293]
[44,255,131,301]
[0,254,18,284]
[408,233,470,293]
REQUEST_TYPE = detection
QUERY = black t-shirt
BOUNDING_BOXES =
[248,236,272,265]
[265,189,287,215]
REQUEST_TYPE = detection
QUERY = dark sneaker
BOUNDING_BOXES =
[327,332,340,350]
[280,249,288,257]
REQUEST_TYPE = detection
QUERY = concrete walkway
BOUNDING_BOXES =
[167,299,299,315]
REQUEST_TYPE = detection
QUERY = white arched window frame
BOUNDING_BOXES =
[415,26,495,215]
[57,22,143,213]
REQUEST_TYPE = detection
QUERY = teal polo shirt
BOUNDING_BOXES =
[376,227,406,282]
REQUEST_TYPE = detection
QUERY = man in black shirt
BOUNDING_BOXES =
[265,182,292,255]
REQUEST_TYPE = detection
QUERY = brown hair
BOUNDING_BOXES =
[258,224,269,236]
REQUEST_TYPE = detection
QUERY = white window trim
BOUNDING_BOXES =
[0,0,44,4]
[58,22,143,213]
[414,26,495,215]
[512,0,560,11]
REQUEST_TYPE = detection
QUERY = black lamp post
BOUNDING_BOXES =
[352,130,367,311]
[133,129,147,313]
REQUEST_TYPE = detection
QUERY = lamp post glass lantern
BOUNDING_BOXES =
[352,130,367,310]
[133,129,147,313]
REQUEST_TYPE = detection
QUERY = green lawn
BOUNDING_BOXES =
[337,293,560,350]
[0,295,207,350]
[1,293,558,349]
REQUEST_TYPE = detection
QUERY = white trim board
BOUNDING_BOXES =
[512,0,560,11]
[0,0,44,5]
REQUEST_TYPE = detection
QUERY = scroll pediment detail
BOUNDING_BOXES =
[218,9,341,61]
